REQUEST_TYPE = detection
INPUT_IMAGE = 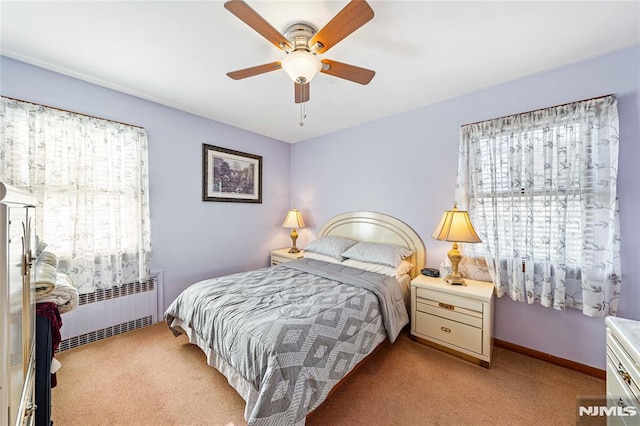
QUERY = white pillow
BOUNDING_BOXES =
[304,251,342,264]
[304,236,357,261]
[342,259,413,279]
[341,242,414,268]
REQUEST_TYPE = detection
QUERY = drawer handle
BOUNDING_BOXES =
[617,363,632,386]
[440,327,451,333]
[25,402,37,414]
[438,302,455,311]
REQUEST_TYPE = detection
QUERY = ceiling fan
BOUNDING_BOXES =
[224,0,376,105]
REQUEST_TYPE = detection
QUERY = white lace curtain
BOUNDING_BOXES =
[0,97,151,294]
[455,95,620,317]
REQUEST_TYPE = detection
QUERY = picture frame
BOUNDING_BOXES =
[202,144,262,203]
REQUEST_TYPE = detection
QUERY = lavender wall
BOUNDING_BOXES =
[0,56,293,308]
[2,46,637,369]
[291,46,640,369]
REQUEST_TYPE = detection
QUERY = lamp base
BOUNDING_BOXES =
[445,274,466,286]
[446,241,465,285]
[288,228,299,254]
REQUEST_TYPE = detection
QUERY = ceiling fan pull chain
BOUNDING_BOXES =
[299,102,307,126]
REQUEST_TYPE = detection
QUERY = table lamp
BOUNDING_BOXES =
[431,204,481,285]
[282,208,306,253]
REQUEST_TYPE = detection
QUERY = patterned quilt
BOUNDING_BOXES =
[165,258,409,425]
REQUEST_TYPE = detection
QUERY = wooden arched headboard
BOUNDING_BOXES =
[318,211,426,279]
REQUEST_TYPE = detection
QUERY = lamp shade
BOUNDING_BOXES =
[282,208,306,229]
[431,205,481,243]
[282,51,321,84]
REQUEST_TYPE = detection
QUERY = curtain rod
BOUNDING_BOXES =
[1,95,144,129]
[461,93,615,127]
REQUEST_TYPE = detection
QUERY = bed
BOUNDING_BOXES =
[165,211,425,425]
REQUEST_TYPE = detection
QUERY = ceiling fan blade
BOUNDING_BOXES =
[320,59,375,85]
[295,82,310,104]
[227,62,282,80]
[224,0,292,51]
[310,1,374,54]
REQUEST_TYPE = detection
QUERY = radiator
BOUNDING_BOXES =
[57,271,164,352]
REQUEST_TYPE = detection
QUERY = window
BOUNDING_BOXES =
[456,96,620,317]
[0,97,151,294]
[473,124,585,266]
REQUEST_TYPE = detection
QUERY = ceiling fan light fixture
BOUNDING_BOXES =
[282,50,321,84]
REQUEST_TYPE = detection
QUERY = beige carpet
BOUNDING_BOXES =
[52,323,604,425]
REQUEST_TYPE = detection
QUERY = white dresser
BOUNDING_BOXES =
[0,183,37,426]
[411,275,494,368]
[605,316,640,425]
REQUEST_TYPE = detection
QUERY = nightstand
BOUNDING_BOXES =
[270,248,304,266]
[605,317,640,419]
[410,274,495,368]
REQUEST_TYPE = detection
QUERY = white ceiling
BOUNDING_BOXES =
[1,1,638,143]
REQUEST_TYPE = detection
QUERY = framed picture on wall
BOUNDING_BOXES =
[202,144,262,203]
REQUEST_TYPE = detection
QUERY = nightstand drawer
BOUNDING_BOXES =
[607,334,640,400]
[415,311,483,354]
[416,300,483,328]
[271,255,287,266]
[270,249,304,266]
[607,354,640,406]
[606,355,640,425]
[416,288,483,313]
